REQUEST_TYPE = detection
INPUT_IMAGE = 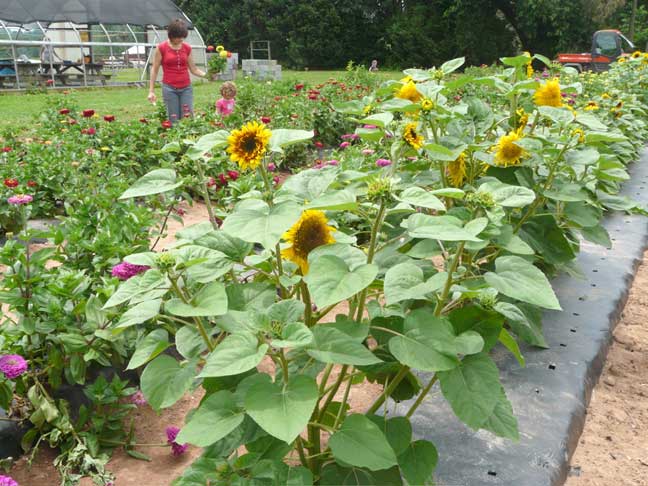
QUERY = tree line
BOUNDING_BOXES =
[176,0,646,69]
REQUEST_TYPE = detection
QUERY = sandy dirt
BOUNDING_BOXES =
[565,251,648,486]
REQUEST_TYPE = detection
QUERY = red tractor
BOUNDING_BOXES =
[557,29,636,72]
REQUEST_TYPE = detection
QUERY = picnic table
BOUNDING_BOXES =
[0,60,112,88]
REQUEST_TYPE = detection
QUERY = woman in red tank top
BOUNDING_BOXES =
[148,19,206,124]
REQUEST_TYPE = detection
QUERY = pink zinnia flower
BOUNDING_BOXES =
[207,177,217,188]
[363,124,377,129]
[130,390,147,406]
[327,159,340,166]
[267,162,276,171]
[0,355,28,379]
[339,141,351,149]
[218,174,228,186]
[85,148,96,156]
[111,261,150,280]
[166,426,188,456]
[7,194,33,205]
[273,176,280,185]
[376,158,392,167]
[362,149,375,156]
[340,134,354,140]
[0,475,18,486]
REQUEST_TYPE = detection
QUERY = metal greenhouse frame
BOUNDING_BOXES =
[0,1,206,89]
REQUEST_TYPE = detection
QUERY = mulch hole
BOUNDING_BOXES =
[548,364,556,370]
[560,343,567,347]
[570,328,577,333]
[487,471,497,477]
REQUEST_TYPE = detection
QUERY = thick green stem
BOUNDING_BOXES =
[366,365,410,415]
[355,199,387,322]
[434,241,465,316]
[318,365,349,421]
[194,161,219,230]
[302,281,314,327]
[333,370,353,429]
[170,277,214,351]
[405,374,438,418]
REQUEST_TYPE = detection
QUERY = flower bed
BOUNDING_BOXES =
[1,53,647,485]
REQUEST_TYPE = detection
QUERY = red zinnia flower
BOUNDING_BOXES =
[3,178,18,188]
[1,147,11,153]
[27,180,37,188]
[207,45,215,52]
[104,115,115,122]
[261,116,271,124]
[139,118,148,124]
[314,141,324,149]
[308,94,318,100]
[46,79,53,86]
[161,120,172,129]
[295,84,304,91]
[207,177,217,187]
[218,174,228,186]
[68,118,77,125]
[227,170,239,181]
[59,108,70,115]
[82,109,95,118]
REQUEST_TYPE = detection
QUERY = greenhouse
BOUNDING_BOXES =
[0,0,206,89]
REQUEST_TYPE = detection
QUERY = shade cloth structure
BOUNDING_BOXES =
[0,0,190,27]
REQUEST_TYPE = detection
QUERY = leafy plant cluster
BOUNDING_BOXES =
[106,54,647,485]
[0,52,646,485]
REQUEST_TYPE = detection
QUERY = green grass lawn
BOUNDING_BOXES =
[0,69,402,129]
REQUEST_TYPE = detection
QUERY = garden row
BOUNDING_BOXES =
[0,53,647,486]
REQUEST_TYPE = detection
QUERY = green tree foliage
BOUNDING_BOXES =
[178,0,629,69]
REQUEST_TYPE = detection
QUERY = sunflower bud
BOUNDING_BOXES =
[155,252,177,270]
[367,177,393,203]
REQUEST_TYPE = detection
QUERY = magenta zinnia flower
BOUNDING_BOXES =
[326,159,340,166]
[166,426,188,456]
[0,475,18,486]
[0,355,28,379]
[376,158,392,167]
[111,261,150,280]
[7,194,33,205]
[339,141,351,149]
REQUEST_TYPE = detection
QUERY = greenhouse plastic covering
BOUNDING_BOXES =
[0,0,189,26]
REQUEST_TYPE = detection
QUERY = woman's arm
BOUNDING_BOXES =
[148,47,162,103]
[187,51,206,78]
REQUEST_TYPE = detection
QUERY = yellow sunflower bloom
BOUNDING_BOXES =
[421,98,434,111]
[631,51,642,59]
[533,79,562,107]
[447,153,467,187]
[493,131,526,167]
[396,81,422,103]
[571,128,585,144]
[403,122,424,150]
[226,121,272,171]
[618,57,626,64]
[601,93,611,99]
[216,45,224,52]
[516,107,529,131]
[281,210,336,274]
[584,101,599,111]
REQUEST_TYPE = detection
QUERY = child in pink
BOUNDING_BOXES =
[215,81,236,117]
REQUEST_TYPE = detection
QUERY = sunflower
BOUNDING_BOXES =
[584,101,599,111]
[395,81,422,103]
[216,45,224,52]
[533,79,562,107]
[421,98,434,111]
[618,57,627,64]
[281,210,336,274]
[571,128,585,144]
[631,51,642,59]
[402,122,425,150]
[226,121,272,171]
[447,153,467,187]
[493,131,526,167]
[516,107,529,131]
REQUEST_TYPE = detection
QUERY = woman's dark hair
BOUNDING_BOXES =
[167,19,189,39]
